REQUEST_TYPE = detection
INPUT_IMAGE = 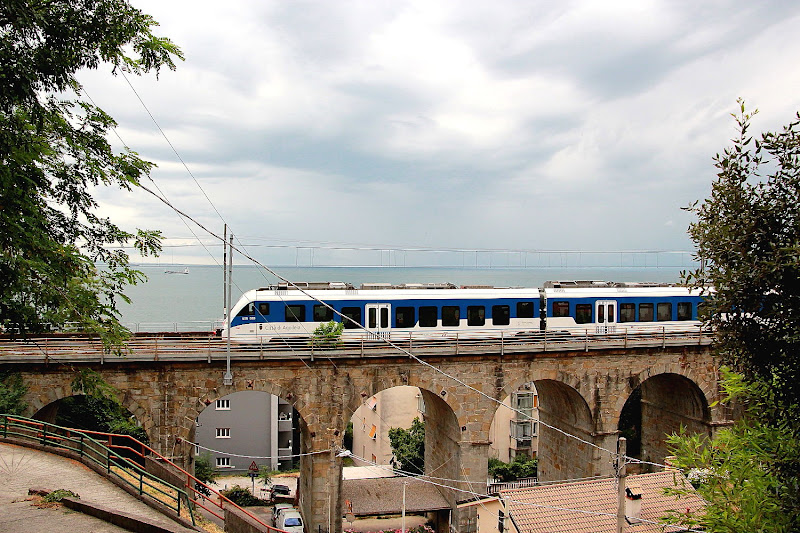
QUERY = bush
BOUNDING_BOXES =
[220,485,268,507]
[311,321,344,349]
[194,453,217,483]
[488,454,537,481]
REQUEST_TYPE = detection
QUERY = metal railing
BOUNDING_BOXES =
[0,415,287,533]
[0,415,194,525]
[0,325,712,363]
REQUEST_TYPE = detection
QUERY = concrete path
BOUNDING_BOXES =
[0,441,197,533]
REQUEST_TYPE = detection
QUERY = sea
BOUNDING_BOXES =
[118,264,693,329]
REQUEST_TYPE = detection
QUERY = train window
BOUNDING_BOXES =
[575,304,592,324]
[395,307,415,328]
[381,307,389,328]
[657,302,672,321]
[341,307,362,329]
[468,306,485,326]
[639,303,654,322]
[285,305,306,322]
[442,306,460,327]
[314,304,333,322]
[258,303,269,315]
[237,303,255,317]
[677,302,692,321]
[597,305,604,322]
[492,305,510,326]
[517,301,535,318]
[552,301,569,317]
[419,306,437,327]
[620,303,635,322]
[608,304,615,323]
[368,307,377,328]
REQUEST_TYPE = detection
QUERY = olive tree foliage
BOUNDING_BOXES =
[671,101,800,531]
[0,1,182,347]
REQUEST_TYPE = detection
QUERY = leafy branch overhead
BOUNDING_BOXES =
[0,1,182,348]
[673,101,800,531]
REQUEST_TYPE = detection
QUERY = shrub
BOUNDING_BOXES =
[220,485,268,507]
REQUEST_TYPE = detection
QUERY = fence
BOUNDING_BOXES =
[0,415,287,533]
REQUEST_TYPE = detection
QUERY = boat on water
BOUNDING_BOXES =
[164,267,190,275]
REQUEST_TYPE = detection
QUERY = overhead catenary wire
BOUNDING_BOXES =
[115,71,683,476]
[136,179,682,474]
[343,450,706,533]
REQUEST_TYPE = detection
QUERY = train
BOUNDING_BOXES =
[220,280,706,343]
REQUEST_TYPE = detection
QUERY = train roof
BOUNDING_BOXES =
[229,281,703,306]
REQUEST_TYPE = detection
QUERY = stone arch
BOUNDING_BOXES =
[488,371,595,483]
[617,370,711,471]
[28,385,155,445]
[611,362,716,420]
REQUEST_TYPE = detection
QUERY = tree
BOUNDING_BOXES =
[671,101,800,530]
[0,371,28,414]
[0,1,182,348]
[488,454,538,482]
[388,417,425,475]
[194,453,217,483]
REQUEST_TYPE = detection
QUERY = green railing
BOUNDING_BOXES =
[0,414,194,526]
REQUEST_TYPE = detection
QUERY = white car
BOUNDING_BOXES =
[277,510,304,533]
[272,503,295,527]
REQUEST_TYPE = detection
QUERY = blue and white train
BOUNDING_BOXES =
[222,280,706,343]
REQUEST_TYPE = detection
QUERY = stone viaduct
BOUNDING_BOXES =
[6,342,726,532]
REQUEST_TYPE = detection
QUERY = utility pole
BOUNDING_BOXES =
[616,437,627,533]
[223,233,233,386]
[402,479,407,533]
[222,224,227,318]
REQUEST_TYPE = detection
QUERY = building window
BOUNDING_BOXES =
[620,303,636,323]
[419,306,437,327]
[575,304,592,324]
[517,301,535,319]
[341,307,362,329]
[639,303,654,322]
[677,302,693,321]
[194,444,201,455]
[215,399,230,410]
[285,304,306,322]
[492,305,510,326]
[657,302,672,321]
[467,306,485,326]
[369,425,377,440]
[313,304,333,322]
[216,428,231,438]
[366,396,377,410]
[395,306,415,328]
[442,306,460,327]
[216,457,232,468]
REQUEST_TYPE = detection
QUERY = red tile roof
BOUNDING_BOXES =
[501,471,705,533]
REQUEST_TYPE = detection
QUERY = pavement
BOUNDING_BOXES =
[0,441,197,533]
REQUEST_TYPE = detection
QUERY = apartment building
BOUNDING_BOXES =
[350,383,538,467]
[194,390,300,472]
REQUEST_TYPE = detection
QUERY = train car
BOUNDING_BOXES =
[221,280,705,343]
[542,280,705,334]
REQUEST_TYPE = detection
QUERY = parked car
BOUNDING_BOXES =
[272,503,294,526]
[272,484,291,496]
[277,510,304,533]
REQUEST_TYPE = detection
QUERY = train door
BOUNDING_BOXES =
[365,303,391,339]
[595,300,616,334]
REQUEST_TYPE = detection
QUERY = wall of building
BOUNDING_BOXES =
[195,390,300,472]
[351,385,422,466]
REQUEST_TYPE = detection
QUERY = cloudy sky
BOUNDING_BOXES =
[81,0,800,267]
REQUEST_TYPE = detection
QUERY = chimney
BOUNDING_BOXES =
[625,482,642,523]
